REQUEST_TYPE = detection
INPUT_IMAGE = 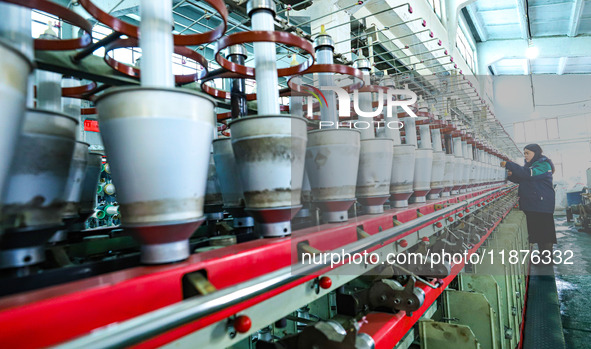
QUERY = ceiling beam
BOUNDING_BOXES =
[528,0,573,8]
[477,36,591,74]
[472,7,518,12]
[490,63,498,75]
[530,19,571,24]
[568,0,585,36]
[515,0,530,40]
[465,3,488,41]
[557,56,568,74]
[484,22,522,27]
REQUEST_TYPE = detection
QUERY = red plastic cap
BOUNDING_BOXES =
[319,276,332,289]
[422,237,430,242]
[408,5,413,13]
[435,221,443,228]
[422,20,427,27]
[465,208,470,213]
[448,217,454,222]
[458,213,464,218]
[234,315,252,333]
[399,239,409,248]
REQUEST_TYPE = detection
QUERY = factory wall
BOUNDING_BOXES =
[493,75,591,210]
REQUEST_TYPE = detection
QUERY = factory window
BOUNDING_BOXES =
[456,22,476,73]
[513,117,560,143]
[245,79,256,95]
[547,118,560,140]
[91,25,115,57]
[427,0,443,19]
[32,10,59,38]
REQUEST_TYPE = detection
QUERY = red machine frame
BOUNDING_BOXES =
[0,185,517,348]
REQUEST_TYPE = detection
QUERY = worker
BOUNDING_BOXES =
[501,144,556,258]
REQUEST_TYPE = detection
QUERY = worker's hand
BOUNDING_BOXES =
[507,170,512,176]
[500,161,507,167]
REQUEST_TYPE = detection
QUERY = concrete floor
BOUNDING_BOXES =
[554,216,591,348]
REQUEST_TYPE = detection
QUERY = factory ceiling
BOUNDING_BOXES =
[467,0,591,74]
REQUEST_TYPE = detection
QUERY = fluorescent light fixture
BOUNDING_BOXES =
[525,43,539,60]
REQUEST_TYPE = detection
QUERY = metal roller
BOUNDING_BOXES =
[314,28,338,128]
[51,151,100,245]
[390,144,416,208]
[411,124,434,203]
[212,138,246,213]
[476,148,486,189]
[247,0,279,115]
[228,44,248,118]
[96,87,216,264]
[78,153,103,220]
[460,140,470,193]
[483,150,490,186]
[466,143,476,192]
[230,115,307,236]
[441,154,456,197]
[484,152,490,186]
[289,55,311,220]
[427,128,445,199]
[0,109,78,270]
[0,2,33,61]
[356,138,394,214]
[411,148,434,203]
[0,42,32,219]
[489,152,497,185]
[139,0,174,88]
[0,3,33,221]
[36,25,62,113]
[379,76,402,145]
[427,151,446,200]
[51,142,90,245]
[297,171,312,218]
[204,153,224,220]
[212,139,255,234]
[306,129,361,223]
[352,57,375,140]
[472,148,481,190]
[450,136,462,195]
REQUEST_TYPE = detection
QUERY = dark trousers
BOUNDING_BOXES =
[523,210,556,254]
